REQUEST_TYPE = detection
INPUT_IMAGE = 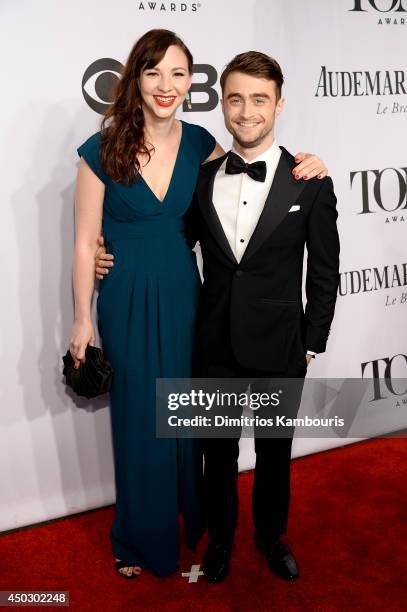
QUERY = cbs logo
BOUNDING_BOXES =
[82,58,219,114]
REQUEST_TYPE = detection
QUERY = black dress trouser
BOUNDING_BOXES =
[202,354,307,547]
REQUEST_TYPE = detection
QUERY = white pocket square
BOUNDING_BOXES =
[289,205,301,212]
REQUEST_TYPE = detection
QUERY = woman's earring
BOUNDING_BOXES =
[185,91,192,110]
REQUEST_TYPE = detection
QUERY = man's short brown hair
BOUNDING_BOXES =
[220,51,284,99]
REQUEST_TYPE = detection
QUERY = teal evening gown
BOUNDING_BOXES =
[77,121,216,576]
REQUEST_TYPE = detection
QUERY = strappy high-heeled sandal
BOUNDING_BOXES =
[114,559,141,579]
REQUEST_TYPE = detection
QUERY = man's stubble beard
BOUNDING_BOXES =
[230,122,274,150]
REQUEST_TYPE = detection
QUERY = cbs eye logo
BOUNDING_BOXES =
[82,58,123,114]
[82,58,219,114]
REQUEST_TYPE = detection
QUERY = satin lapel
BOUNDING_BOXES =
[196,153,238,265]
[241,148,307,263]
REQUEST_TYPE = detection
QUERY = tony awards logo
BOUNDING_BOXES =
[350,167,407,222]
[349,0,407,24]
[136,1,201,12]
[362,354,407,403]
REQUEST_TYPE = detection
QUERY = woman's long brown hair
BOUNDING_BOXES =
[100,29,193,184]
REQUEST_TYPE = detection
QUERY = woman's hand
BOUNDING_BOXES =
[95,236,114,280]
[69,319,96,369]
[293,153,328,180]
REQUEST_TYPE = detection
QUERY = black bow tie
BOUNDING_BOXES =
[225,152,267,182]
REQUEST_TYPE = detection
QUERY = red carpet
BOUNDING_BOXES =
[1,437,406,611]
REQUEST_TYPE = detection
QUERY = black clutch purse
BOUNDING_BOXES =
[62,345,113,398]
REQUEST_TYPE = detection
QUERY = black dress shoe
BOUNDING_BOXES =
[255,536,299,580]
[202,541,232,583]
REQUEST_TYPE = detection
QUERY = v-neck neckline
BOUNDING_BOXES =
[139,120,185,205]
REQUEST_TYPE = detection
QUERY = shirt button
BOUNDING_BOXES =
[240,239,245,243]
[243,201,247,205]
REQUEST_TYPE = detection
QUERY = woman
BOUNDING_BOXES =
[69,29,327,579]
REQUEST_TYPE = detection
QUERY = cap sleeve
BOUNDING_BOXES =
[77,132,106,183]
[198,125,216,162]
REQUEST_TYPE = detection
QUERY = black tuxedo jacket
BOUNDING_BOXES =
[186,147,340,373]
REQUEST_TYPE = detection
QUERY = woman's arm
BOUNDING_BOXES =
[69,158,104,367]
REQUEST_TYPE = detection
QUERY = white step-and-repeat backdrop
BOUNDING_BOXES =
[1,0,406,531]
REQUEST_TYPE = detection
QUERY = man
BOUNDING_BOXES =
[95,51,340,582]
[187,52,339,583]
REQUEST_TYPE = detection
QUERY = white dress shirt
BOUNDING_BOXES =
[213,140,281,263]
[212,140,315,358]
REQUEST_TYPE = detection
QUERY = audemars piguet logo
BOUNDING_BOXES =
[338,263,407,307]
[315,67,407,97]
[136,1,201,12]
[350,167,407,222]
[314,67,407,116]
[349,0,407,25]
